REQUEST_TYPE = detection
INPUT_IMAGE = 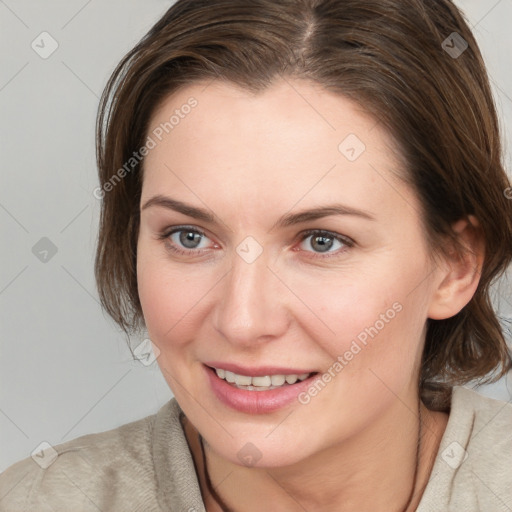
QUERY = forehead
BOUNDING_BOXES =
[141,79,417,226]
[146,79,388,155]
[145,78,396,154]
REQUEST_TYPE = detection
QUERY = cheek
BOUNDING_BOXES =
[290,264,426,385]
[136,250,216,347]
[289,266,397,338]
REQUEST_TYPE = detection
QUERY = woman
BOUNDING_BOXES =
[1,0,511,510]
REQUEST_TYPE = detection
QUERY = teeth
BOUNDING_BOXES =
[271,375,286,386]
[213,367,312,389]
[252,376,272,387]
[285,375,298,384]
[234,374,252,386]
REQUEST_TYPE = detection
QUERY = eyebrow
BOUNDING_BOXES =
[141,194,376,228]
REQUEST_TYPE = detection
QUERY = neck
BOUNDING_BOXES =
[184,399,448,512]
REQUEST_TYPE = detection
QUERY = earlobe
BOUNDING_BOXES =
[427,215,485,320]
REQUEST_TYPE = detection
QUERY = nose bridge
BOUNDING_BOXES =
[214,248,288,345]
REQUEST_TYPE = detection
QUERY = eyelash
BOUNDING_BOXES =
[157,225,354,259]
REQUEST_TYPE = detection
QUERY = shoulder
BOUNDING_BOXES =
[447,386,512,476]
[0,401,177,512]
[451,384,512,441]
[418,385,512,511]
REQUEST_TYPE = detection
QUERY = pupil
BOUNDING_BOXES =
[312,235,333,253]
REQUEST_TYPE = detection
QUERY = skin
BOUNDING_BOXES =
[136,78,484,511]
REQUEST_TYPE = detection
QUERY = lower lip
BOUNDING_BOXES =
[204,365,318,414]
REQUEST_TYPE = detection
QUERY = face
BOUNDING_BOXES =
[136,78,443,467]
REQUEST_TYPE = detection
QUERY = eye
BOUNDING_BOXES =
[297,229,353,257]
[157,226,353,259]
[158,226,214,255]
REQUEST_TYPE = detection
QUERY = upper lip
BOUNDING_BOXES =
[204,362,317,377]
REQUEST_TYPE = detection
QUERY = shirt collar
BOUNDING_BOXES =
[152,398,206,512]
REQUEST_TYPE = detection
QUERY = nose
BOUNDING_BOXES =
[213,248,290,348]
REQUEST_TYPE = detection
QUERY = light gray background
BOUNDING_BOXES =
[1,0,511,472]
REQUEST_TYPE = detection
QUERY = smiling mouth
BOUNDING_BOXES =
[208,365,318,391]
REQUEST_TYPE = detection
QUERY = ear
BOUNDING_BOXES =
[427,215,485,320]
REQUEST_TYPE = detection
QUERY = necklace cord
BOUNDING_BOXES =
[200,433,235,512]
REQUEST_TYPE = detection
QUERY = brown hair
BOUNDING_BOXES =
[95,0,512,410]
